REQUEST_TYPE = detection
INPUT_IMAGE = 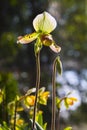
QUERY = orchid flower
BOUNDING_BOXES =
[64,97,77,107]
[17,11,61,54]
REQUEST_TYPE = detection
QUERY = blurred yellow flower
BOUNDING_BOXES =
[39,91,50,105]
[10,118,24,125]
[66,97,77,106]
[64,96,78,109]
[40,91,50,99]
[16,119,24,125]
[25,95,35,107]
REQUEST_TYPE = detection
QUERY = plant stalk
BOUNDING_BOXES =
[32,52,40,130]
[51,58,57,130]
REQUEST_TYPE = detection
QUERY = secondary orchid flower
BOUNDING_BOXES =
[65,97,77,106]
[17,12,61,54]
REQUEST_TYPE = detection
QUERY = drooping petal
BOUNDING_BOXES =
[17,32,39,44]
[50,43,61,53]
[33,12,57,33]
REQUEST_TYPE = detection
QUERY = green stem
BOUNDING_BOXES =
[32,52,40,130]
[51,58,57,130]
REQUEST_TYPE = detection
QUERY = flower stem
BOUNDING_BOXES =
[32,52,40,130]
[51,58,57,130]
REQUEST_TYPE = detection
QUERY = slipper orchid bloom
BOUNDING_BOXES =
[17,12,61,54]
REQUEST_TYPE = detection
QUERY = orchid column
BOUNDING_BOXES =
[17,11,61,130]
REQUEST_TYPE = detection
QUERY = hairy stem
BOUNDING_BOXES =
[51,58,57,130]
[32,52,40,130]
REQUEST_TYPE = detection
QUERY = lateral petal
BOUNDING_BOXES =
[17,32,39,44]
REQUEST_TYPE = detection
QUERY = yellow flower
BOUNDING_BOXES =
[39,91,50,105]
[40,91,50,99]
[66,97,77,106]
[16,119,24,125]
[24,95,35,107]
[10,118,24,125]
[64,97,77,108]
[17,12,61,54]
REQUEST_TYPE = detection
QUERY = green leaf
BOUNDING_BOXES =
[56,56,62,75]
[43,123,47,130]
[2,121,11,130]
[64,126,72,130]
[0,90,3,104]
[33,11,57,33]
[35,121,45,130]
[8,101,15,115]
[30,119,44,130]
[37,112,43,127]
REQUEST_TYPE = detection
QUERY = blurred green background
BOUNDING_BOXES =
[0,0,87,130]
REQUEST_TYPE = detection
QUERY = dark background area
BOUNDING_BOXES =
[0,0,87,129]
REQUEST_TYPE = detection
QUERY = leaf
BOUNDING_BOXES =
[43,123,47,130]
[2,121,11,130]
[0,90,3,104]
[30,119,44,130]
[33,11,57,33]
[8,101,15,115]
[17,32,38,44]
[64,126,72,130]
[35,121,44,130]
[56,56,62,75]
[36,111,43,127]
